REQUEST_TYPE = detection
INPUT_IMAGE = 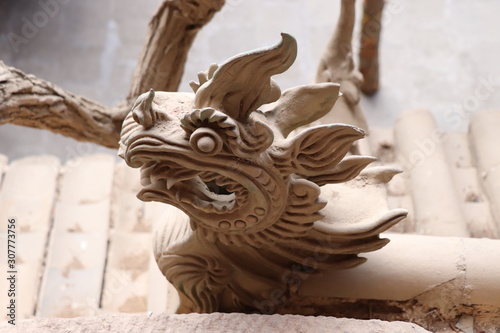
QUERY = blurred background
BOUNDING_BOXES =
[1,0,500,160]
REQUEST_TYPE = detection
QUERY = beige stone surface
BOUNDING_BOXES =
[451,168,497,237]
[36,232,108,318]
[111,162,144,231]
[463,202,498,238]
[368,127,396,165]
[483,167,500,230]
[469,109,500,229]
[395,109,469,237]
[0,232,47,321]
[147,249,170,314]
[54,154,115,232]
[386,194,415,233]
[443,132,473,168]
[470,110,500,172]
[101,231,151,313]
[0,156,60,232]
[399,194,416,233]
[37,154,115,317]
[0,156,59,320]
[145,203,183,314]
[0,312,430,333]
[452,168,486,203]
[464,238,500,307]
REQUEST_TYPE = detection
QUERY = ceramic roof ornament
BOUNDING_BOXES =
[119,33,407,313]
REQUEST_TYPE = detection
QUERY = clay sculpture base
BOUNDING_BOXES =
[0,312,431,333]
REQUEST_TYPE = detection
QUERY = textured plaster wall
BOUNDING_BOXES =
[1,0,500,160]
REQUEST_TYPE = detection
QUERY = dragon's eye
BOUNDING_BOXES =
[189,128,223,156]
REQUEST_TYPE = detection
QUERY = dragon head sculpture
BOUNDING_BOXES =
[119,33,407,313]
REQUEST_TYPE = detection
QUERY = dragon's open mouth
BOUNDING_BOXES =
[205,180,233,196]
[139,161,245,214]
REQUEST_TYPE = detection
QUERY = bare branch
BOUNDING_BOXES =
[126,0,225,103]
[315,0,368,133]
[0,61,126,148]
[359,0,384,95]
[1,0,225,147]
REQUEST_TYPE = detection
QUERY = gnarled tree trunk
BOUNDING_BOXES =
[0,0,225,148]
[0,61,123,148]
[126,0,225,104]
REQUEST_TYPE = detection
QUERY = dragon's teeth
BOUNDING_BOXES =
[166,178,178,189]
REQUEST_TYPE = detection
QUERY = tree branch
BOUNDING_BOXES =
[315,0,368,133]
[359,0,384,95]
[126,0,225,104]
[1,0,225,148]
[0,61,126,148]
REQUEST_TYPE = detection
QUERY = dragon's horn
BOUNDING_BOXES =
[132,89,156,129]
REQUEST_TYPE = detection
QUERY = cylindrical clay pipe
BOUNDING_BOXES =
[469,109,500,230]
[300,233,500,308]
[394,109,469,237]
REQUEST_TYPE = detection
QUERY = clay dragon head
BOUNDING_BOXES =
[119,33,407,313]
[119,33,406,252]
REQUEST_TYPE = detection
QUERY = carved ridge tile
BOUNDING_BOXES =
[119,33,407,313]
